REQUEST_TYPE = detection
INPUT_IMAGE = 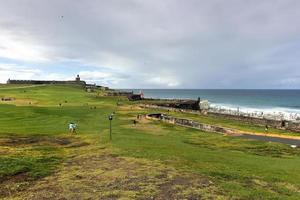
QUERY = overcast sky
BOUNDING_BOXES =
[0,0,299,88]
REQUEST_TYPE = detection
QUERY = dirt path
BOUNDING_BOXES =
[235,133,300,146]
[0,84,46,90]
[233,130,300,140]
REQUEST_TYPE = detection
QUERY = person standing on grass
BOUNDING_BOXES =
[72,123,77,133]
[265,125,269,133]
[69,122,77,133]
[69,123,74,133]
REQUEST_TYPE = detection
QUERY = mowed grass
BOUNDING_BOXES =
[0,84,300,199]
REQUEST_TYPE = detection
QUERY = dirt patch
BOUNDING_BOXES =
[67,142,90,148]
[0,136,73,147]
[0,135,89,199]
[121,118,170,136]
[155,175,217,200]
[0,172,33,198]
[1,135,224,199]
[14,149,225,200]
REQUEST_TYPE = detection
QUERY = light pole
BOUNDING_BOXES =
[108,114,113,140]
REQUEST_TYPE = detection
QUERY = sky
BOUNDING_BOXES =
[0,0,300,89]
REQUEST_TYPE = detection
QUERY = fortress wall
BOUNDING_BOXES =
[207,112,300,132]
[145,113,235,134]
[141,104,300,133]
[7,80,86,85]
[207,112,283,127]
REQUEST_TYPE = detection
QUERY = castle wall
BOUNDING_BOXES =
[7,79,86,85]
[145,113,235,134]
[141,104,300,133]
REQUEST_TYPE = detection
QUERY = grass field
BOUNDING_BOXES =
[1,84,300,199]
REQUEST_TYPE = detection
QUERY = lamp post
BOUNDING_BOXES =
[108,114,113,140]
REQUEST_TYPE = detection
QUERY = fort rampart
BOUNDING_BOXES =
[141,104,300,133]
[7,79,86,85]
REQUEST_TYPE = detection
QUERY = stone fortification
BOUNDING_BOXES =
[7,79,86,85]
[6,75,86,86]
[141,113,235,135]
[141,104,300,133]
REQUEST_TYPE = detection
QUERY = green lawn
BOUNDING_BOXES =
[1,84,300,199]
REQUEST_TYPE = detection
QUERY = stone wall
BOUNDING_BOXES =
[145,113,235,134]
[207,112,300,132]
[141,104,300,133]
[106,91,133,96]
[151,99,200,110]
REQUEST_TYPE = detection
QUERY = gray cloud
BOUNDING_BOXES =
[0,0,300,88]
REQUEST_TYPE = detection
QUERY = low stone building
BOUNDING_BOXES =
[199,100,210,110]
[127,94,142,101]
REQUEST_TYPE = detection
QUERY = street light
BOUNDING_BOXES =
[108,114,113,140]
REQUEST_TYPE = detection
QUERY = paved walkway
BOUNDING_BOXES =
[237,134,300,146]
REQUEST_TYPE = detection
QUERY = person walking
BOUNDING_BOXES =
[69,122,77,133]
[69,123,74,133]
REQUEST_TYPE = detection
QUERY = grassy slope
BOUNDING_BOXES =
[0,84,300,199]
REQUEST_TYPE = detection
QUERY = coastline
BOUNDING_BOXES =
[209,103,300,121]
[120,89,300,122]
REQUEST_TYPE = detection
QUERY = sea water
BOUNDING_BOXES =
[122,89,300,120]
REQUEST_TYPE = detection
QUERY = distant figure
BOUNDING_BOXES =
[69,123,77,133]
[69,123,74,133]
[133,120,137,126]
[265,125,269,132]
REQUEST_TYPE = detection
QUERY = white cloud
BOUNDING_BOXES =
[278,77,300,88]
[0,63,41,82]
[0,0,299,88]
[0,29,49,62]
[78,70,126,86]
[86,52,137,72]
[147,76,180,87]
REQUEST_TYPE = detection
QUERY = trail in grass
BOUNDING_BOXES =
[0,84,47,90]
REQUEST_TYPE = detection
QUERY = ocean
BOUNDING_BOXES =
[121,89,300,120]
